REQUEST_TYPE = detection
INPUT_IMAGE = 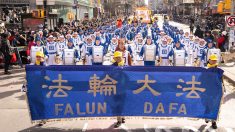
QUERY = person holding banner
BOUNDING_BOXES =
[112,51,125,66]
[31,51,47,126]
[205,54,219,129]
[35,51,46,66]
[139,36,159,66]
[111,51,126,128]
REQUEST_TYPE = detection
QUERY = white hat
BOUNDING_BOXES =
[48,35,53,38]
[222,31,227,36]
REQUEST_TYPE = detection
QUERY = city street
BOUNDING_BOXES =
[1,0,235,131]
[1,18,235,131]
[0,66,235,131]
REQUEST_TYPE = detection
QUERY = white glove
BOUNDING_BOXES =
[45,55,48,61]
[27,56,31,60]
[75,58,80,62]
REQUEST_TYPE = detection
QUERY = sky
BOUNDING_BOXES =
[145,0,148,6]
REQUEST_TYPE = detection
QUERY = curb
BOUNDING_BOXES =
[222,70,235,85]
[224,74,235,86]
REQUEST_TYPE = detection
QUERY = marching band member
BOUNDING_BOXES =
[167,36,174,49]
[115,39,132,66]
[109,37,119,54]
[173,41,187,66]
[156,31,165,45]
[100,28,107,44]
[28,38,45,64]
[158,38,173,66]
[139,36,158,66]
[133,37,144,65]
[45,35,57,65]
[173,41,186,51]
[72,32,82,49]
[73,32,85,60]
[181,32,190,48]
[206,40,221,63]
[88,37,106,65]
[63,38,80,65]
[185,35,196,66]
[83,36,93,65]
[56,35,66,58]
[78,30,85,42]
[66,34,72,43]
[194,39,207,67]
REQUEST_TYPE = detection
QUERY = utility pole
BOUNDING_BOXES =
[43,0,47,28]
[229,0,235,51]
[74,0,78,21]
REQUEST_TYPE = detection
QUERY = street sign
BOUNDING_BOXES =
[229,30,234,42]
[226,15,235,27]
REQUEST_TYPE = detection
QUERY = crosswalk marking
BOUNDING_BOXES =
[225,128,234,132]
[144,124,150,132]
[121,124,132,132]
[183,126,199,132]
[82,122,88,132]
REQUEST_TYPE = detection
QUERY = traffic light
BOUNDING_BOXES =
[217,1,224,14]
[32,10,44,18]
[224,0,231,10]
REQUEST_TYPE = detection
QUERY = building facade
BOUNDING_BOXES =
[28,0,102,29]
[148,0,157,11]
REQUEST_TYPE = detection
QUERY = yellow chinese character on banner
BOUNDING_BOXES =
[42,74,73,98]
[176,76,206,99]
[88,74,117,97]
[133,74,160,96]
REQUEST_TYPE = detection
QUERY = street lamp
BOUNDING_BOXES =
[74,0,78,21]
[43,0,47,28]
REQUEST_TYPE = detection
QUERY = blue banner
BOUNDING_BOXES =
[26,65,224,121]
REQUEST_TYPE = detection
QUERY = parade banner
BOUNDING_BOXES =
[26,65,224,121]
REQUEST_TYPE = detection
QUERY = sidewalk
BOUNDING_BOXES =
[221,65,235,85]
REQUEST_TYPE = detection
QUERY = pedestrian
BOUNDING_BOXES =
[0,33,12,74]
[217,31,226,52]
[194,25,204,38]
[205,54,220,129]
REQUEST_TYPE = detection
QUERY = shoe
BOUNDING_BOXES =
[122,118,125,123]
[38,123,44,127]
[4,72,11,75]
[114,121,122,128]
[211,121,217,129]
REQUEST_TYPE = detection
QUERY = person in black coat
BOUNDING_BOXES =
[0,33,12,74]
[194,25,204,38]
